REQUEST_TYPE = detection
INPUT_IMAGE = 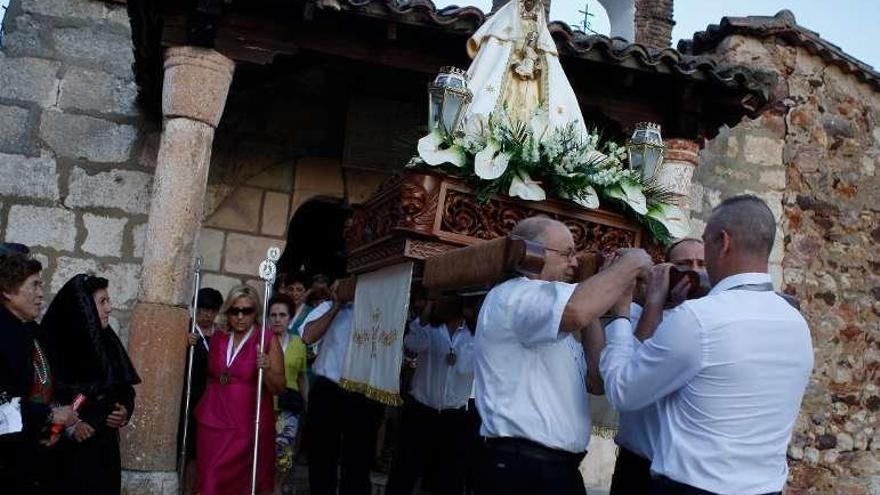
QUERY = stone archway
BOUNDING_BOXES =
[278,197,352,282]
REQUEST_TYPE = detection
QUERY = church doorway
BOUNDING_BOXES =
[278,197,352,283]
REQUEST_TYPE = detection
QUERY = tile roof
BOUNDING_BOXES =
[679,9,880,92]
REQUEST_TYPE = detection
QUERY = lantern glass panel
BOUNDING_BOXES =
[642,147,664,180]
[428,88,443,132]
[443,92,466,135]
[627,145,644,171]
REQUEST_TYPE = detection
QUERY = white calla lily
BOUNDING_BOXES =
[474,139,511,180]
[606,182,647,215]
[508,172,546,201]
[417,131,466,167]
[620,181,648,214]
[572,185,600,209]
[529,112,550,143]
[648,203,691,240]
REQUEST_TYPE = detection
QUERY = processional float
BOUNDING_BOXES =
[336,0,689,437]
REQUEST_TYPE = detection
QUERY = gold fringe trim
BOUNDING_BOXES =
[591,425,618,440]
[338,379,403,406]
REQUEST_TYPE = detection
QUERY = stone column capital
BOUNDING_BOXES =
[656,138,701,210]
[665,138,701,167]
[162,46,235,127]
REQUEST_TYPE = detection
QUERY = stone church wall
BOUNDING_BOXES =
[0,0,391,338]
[0,0,153,344]
[692,34,880,493]
[192,71,392,296]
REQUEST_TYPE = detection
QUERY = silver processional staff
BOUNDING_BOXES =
[179,256,203,495]
[251,246,280,495]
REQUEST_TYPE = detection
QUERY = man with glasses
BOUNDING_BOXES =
[474,216,652,495]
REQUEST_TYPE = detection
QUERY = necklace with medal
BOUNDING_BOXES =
[445,322,463,366]
[446,347,457,366]
[33,340,49,385]
[221,327,253,385]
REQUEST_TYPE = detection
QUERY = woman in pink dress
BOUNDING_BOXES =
[194,285,286,495]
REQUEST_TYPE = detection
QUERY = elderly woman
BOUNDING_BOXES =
[194,285,285,495]
[268,295,308,494]
[41,274,141,495]
[0,254,77,494]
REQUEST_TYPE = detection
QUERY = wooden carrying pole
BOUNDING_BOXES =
[422,236,545,292]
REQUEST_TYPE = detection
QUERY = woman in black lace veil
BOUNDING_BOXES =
[42,274,140,495]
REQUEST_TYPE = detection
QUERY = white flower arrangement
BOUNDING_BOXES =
[412,109,688,244]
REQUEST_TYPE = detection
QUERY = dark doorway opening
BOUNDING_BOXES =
[278,198,351,283]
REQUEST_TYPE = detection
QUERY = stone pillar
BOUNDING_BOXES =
[655,138,700,210]
[121,47,234,494]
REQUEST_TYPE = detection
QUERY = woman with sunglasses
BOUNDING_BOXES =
[193,285,286,495]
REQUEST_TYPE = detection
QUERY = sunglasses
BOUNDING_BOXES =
[227,306,256,316]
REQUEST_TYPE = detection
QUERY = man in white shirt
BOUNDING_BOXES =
[475,216,652,495]
[387,297,475,495]
[609,238,706,495]
[600,195,814,495]
[302,290,384,495]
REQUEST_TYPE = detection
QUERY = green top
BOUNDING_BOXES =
[284,336,307,392]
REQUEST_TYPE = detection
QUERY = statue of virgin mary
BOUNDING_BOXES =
[465,0,588,139]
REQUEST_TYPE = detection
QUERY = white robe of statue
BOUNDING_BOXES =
[465,0,588,139]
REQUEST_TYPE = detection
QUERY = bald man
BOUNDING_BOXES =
[474,216,652,495]
[600,195,813,495]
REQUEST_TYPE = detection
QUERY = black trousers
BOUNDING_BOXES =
[609,446,652,495]
[464,401,487,495]
[651,476,781,495]
[305,376,384,495]
[386,397,470,495]
[484,437,586,495]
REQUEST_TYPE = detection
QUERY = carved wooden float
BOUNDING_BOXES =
[345,170,663,276]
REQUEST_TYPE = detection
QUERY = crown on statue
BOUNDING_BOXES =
[439,66,469,81]
[635,122,662,133]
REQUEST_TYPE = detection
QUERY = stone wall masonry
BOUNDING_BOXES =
[694,34,880,493]
[59,67,139,117]
[0,0,153,358]
[131,222,147,259]
[65,167,153,214]
[5,204,76,251]
[41,111,139,163]
[81,213,127,258]
[0,104,34,154]
[0,152,59,200]
[0,55,61,107]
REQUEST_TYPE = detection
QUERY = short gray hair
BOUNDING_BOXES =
[511,216,565,244]
[708,195,776,258]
